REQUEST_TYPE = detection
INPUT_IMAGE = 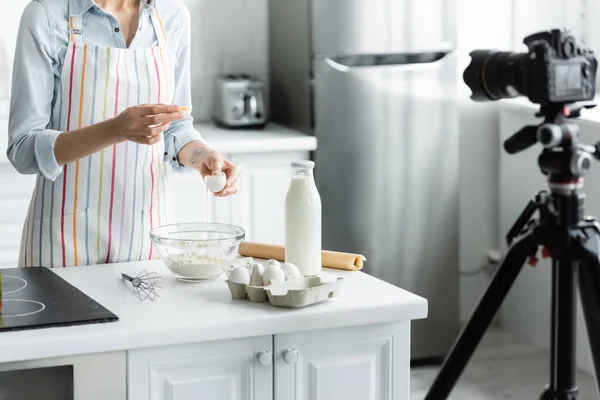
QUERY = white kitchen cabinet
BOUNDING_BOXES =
[128,322,410,400]
[128,335,274,400]
[274,323,409,400]
[169,150,311,245]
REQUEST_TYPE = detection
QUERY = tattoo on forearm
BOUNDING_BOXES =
[190,149,203,165]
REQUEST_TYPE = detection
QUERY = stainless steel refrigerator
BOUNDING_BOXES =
[268,0,460,360]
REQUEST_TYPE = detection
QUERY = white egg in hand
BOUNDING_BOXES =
[204,172,227,193]
[229,266,251,285]
[280,263,301,280]
[262,265,286,286]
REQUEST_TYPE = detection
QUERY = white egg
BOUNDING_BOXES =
[204,172,227,193]
[229,266,251,285]
[249,263,265,286]
[262,265,286,286]
[263,259,281,269]
[280,263,301,280]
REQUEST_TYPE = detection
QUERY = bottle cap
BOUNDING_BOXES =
[291,160,315,169]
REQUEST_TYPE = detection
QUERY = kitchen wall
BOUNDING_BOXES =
[179,0,269,121]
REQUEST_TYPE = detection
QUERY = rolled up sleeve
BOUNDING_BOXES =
[7,1,63,181]
[163,6,204,171]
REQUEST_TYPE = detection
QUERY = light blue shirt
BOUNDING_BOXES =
[7,0,205,181]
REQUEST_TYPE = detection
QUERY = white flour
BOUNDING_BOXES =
[165,253,225,279]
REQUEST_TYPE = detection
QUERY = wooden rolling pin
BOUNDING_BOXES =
[238,242,366,271]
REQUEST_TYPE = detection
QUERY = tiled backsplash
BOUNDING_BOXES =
[0,0,268,128]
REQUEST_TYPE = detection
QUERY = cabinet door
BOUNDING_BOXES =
[230,151,309,246]
[128,336,273,400]
[274,323,410,400]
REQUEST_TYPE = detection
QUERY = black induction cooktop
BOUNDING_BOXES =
[0,267,118,332]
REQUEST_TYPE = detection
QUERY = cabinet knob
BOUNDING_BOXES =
[256,351,273,366]
[282,349,299,364]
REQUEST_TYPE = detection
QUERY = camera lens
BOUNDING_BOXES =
[463,50,525,101]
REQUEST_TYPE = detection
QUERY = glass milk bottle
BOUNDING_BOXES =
[285,161,322,276]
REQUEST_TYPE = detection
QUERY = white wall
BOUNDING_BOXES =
[179,0,268,121]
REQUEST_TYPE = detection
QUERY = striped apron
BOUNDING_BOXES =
[18,7,176,268]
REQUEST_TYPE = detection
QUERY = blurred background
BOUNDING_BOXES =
[1,0,600,398]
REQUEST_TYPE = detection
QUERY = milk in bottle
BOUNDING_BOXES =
[284,161,322,276]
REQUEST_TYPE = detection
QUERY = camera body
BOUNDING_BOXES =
[525,29,596,103]
[464,28,597,105]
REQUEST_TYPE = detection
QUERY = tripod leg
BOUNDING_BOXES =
[540,257,579,399]
[577,232,600,395]
[424,227,538,400]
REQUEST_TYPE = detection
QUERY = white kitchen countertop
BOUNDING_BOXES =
[0,261,427,364]
[194,122,317,154]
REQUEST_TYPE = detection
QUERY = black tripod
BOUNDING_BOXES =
[425,102,600,400]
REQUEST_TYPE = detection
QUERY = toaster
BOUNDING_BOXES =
[212,74,267,128]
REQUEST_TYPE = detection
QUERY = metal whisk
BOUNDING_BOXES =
[121,270,162,301]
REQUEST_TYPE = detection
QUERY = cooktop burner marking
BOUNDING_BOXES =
[1,299,46,318]
[2,275,27,295]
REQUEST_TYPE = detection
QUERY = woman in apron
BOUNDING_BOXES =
[8,0,238,268]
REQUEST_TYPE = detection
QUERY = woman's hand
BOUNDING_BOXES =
[53,104,181,167]
[111,104,182,145]
[180,143,239,197]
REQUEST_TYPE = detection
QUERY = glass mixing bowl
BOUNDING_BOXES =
[149,222,246,282]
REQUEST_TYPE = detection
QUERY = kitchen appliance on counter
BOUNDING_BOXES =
[0,267,118,332]
[268,0,460,360]
[213,74,267,129]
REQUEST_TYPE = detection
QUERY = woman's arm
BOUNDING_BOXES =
[53,105,183,166]
[161,5,207,170]
[8,1,63,180]
[161,4,238,196]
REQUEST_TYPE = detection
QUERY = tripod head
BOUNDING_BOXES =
[504,101,600,187]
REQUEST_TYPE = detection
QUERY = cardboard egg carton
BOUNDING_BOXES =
[223,260,343,308]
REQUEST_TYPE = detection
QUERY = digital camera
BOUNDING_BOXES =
[463,28,597,105]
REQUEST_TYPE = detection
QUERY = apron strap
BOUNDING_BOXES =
[150,7,168,47]
[69,15,84,44]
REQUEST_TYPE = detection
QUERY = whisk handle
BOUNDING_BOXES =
[121,273,134,282]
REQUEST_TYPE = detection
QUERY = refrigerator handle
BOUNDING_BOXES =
[322,49,453,72]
